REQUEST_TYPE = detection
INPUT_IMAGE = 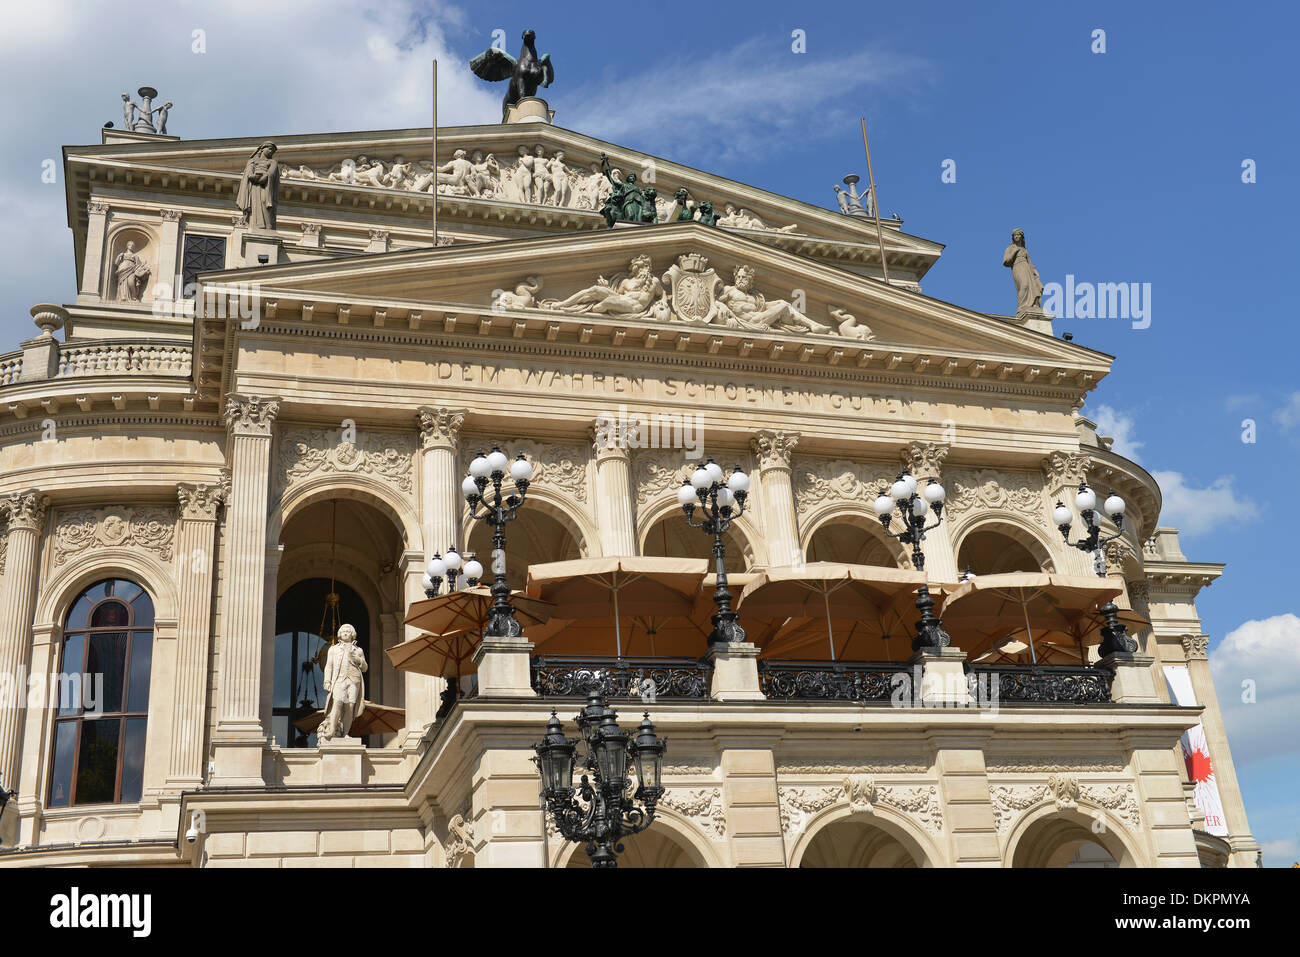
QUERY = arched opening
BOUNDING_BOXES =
[466,507,583,591]
[641,514,751,574]
[799,818,924,868]
[564,826,703,868]
[957,527,1047,575]
[805,518,904,568]
[1011,814,1127,867]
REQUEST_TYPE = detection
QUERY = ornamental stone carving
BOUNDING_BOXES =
[778,786,842,833]
[479,437,588,503]
[52,506,176,566]
[223,394,280,436]
[843,775,876,811]
[778,780,943,836]
[1046,773,1080,810]
[632,449,688,506]
[2,489,49,532]
[177,482,225,521]
[751,430,798,470]
[1079,783,1142,830]
[87,200,109,216]
[1104,538,1134,574]
[417,407,466,450]
[1041,451,1091,491]
[877,785,944,836]
[0,525,7,575]
[944,468,1045,524]
[792,460,890,517]
[990,785,1048,833]
[589,418,636,457]
[900,442,948,481]
[990,780,1142,833]
[985,755,1126,773]
[659,787,727,839]
[443,813,474,868]
[1181,634,1209,660]
[278,427,416,495]
[777,760,928,774]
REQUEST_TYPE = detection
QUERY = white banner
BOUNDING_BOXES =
[1162,664,1229,836]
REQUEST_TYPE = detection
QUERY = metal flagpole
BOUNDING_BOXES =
[859,117,889,285]
[432,59,438,245]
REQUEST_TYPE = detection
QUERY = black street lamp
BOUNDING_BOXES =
[534,689,666,868]
[422,546,483,598]
[677,458,750,644]
[1053,482,1127,577]
[462,446,533,638]
[0,774,17,847]
[874,470,951,651]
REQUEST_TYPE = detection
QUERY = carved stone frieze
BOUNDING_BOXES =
[52,506,176,566]
[989,779,1142,833]
[792,459,890,517]
[632,449,689,506]
[778,780,943,836]
[985,755,1127,773]
[278,427,416,494]
[476,437,588,503]
[1080,783,1143,830]
[990,785,1048,833]
[659,787,727,839]
[777,760,928,775]
[944,468,1046,525]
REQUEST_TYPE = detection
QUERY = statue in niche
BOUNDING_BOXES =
[1003,228,1045,315]
[112,240,151,301]
[319,624,367,740]
[717,265,831,334]
[541,254,667,317]
[236,141,280,231]
[469,29,555,120]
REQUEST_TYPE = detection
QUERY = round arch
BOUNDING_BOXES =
[35,547,179,630]
[788,803,942,868]
[271,474,422,555]
[462,483,598,560]
[550,809,724,868]
[1002,802,1146,868]
[951,514,1057,574]
[799,504,910,568]
[636,493,762,569]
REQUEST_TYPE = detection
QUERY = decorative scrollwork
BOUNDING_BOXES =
[531,656,711,700]
[970,664,1113,704]
[758,660,898,702]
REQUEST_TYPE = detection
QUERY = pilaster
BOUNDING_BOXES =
[0,490,48,790]
[750,430,799,567]
[590,419,638,557]
[1040,451,1095,576]
[80,200,109,300]
[901,441,957,581]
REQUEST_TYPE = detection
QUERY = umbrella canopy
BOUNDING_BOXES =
[404,585,555,636]
[386,630,481,677]
[526,556,709,657]
[737,563,928,661]
[973,603,1150,664]
[292,702,406,737]
[939,573,1124,665]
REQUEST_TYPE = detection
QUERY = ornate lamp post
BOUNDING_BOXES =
[421,546,483,598]
[1052,483,1126,577]
[873,470,950,651]
[461,446,533,637]
[534,687,666,868]
[677,458,750,644]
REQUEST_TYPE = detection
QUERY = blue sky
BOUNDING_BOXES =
[2,0,1295,863]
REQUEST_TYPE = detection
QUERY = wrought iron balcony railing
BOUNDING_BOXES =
[968,663,1114,705]
[530,655,712,701]
[757,659,900,703]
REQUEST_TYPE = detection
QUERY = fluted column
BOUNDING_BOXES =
[211,395,279,786]
[901,441,958,581]
[167,481,223,786]
[1040,451,1095,575]
[590,420,637,557]
[750,431,799,567]
[0,490,48,790]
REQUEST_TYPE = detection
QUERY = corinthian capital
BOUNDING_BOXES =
[417,407,466,450]
[900,441,948,480]
[1181,634,1209,661]
[1041,450,1091,490]
[2,489,50,532]
[751,430,799,470]
[223,394,280,436]
[178,481,225,520]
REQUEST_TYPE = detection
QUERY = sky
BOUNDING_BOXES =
[1,0,1296,864]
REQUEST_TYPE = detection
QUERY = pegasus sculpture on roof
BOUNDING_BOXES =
[470,29,555,120]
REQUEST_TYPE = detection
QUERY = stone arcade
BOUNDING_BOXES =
[0,82,1257,868]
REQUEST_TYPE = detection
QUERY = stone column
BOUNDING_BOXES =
[400,553,439,745]
[210,395,279,786]
[80,200,109,300]
[1040,451,1095,576]
[1182,634,1259,867]
[0,490,48,791]
[167,482,223,787]
[901,441,957,581]
[750,430,800,567]
[590,419,637,557]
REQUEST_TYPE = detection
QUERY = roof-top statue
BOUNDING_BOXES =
[470,29,555,121]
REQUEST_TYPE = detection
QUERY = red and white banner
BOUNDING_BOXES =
[1162,664,1228,836]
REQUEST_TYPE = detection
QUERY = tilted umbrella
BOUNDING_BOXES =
[292,702,406,737]
[386,630,481,677]
[526,556,709,657]
[737,563,928,661]
[939,573,1124,665]
[404,585,555,637]
[975,601,1150,665]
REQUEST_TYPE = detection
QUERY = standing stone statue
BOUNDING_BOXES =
[112,241,151,301]
[319,624,367,740]
[156,101,172,134]
[121,94,137,130]
[1003,228,1045,315]
[237,142,280,231]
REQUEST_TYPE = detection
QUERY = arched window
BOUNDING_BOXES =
[48,578,155,807]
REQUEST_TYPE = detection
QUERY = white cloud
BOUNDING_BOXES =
[1088,404,1145,462]
[1149,470,1258,538]
[1273,392,1300,432]
[1261,837,1300,867]
[1210,614,1300,766]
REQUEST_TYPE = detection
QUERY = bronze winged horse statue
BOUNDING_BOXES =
[470,29,554,120]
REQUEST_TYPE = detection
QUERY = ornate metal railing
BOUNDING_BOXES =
[968,664,1114,704]
[531,656,711,701]
[758,659,901,702]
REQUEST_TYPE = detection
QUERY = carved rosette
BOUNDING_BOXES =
[2,489,50,533]
[658,787,727,840]
[223,394,281,437]
[900,442,948,481]
[751,430,799,471]
[417,407,466,451]
[1041,451,1092,492]
[177,482,225,521]
[632,450,689,506]
[1181,634,1209,661]
[52,506,176,566]
[278,428,416,495]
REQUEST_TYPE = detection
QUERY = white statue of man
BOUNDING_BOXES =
[319,623,367,740]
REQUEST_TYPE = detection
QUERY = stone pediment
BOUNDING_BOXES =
[202,221,1106,378]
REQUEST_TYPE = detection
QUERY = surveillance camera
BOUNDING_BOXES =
[185,826,199,844]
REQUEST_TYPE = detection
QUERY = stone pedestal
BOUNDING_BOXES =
[505,96,553,124]
[472,637,536,698]
[908,648,971,707]
[1099,653,1158,704]
[705,642,764,701]
[240,229,283,267]
[319,738,365,786]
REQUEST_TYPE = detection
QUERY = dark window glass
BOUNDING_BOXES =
[181,235,227,298]
[50,578,154,806]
